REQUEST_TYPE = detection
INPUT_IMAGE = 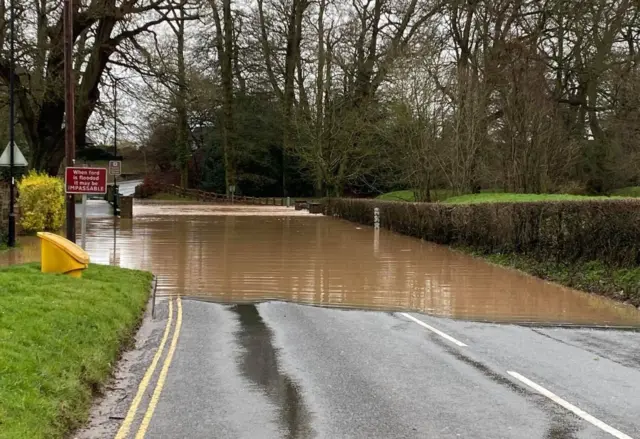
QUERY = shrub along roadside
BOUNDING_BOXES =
[482,253,640,307]
[0,264,153,439]
[325,198,640,306]
[17,170,65,233]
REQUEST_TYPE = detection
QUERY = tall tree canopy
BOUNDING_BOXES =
[4,0,640,197]
[0,0,196,174]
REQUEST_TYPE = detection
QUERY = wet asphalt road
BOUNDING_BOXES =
[75,180,142,218]
[121,300,640,439]
[117,179,142,196]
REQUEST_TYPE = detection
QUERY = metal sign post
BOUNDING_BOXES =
[109,161,121,216]
[229,185,236,205]
[112,81,119,218]
[81,194,87,249]
[65,167,107,249]
[0,142,28,247]
[80,164,88,249]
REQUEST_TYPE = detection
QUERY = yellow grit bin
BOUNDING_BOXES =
[37,232,90,278]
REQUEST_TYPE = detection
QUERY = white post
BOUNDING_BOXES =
[286,196,291,207]
[374,228,380,255]
[374,207,380,230]
[229,185,235,205]
[81,194,87,249]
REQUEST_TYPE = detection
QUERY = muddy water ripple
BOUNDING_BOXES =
[3,202,640,326]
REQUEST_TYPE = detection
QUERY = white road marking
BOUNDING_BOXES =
[400,313,467,347]
[507,371,634,439]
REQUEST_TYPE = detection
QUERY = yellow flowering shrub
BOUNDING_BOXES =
[17,170,65,233]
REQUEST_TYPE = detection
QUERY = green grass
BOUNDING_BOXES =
[376,189,454,202]
[377,186,640,204]
[377,190,416,201]
[443,192,615,204]
[0,263,153,439]
[480,253,640,307]
[611,186,640,197]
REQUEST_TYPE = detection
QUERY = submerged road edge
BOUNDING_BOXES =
[400,312,468,347]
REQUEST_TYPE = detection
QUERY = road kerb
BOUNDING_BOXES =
[135,297,184,439]
[114,299,174,439]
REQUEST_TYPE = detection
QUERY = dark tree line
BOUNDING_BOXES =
[2,0,640,198]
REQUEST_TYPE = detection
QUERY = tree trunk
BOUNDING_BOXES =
[258,0,308,197]
[176,7,189,188]
[209,0,236,193]
[222,0,236,192]
[281,0,299,197]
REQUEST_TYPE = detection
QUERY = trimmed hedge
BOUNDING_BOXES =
[325,198,640,267]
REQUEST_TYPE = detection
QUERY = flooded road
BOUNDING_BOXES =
[3,202,640,326]
[39,202,640,439]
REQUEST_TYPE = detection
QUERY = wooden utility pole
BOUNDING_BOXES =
[64,0,76,241]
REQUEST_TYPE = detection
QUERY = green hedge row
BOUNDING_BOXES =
[325,198,640,267]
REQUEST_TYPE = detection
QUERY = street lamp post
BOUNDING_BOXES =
[113,79,118,216]
[8,0,16,247]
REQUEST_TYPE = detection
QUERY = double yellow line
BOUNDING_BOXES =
[115,297,183,439]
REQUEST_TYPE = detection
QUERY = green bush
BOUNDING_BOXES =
[17,170,65,233]
[325,198,640,267]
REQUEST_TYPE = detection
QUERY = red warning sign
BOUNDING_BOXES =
[65,167,107,194]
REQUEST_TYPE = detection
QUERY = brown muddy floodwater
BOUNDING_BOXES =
[3,201,640,326]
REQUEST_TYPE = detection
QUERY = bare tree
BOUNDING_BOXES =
[209,0,236,192]
[257,0,309,195]
[101,0,640,196]
[0,0,197,174]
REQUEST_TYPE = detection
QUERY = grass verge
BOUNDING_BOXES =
[475,251,640,307]
[443,192,615,204]
[377,186,640,204]
[376,189,453,202]
[611,186,640,197]
[376,190,416,201]
[0,263,153,439]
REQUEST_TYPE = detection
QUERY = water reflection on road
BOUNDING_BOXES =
[4,202,640,326]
